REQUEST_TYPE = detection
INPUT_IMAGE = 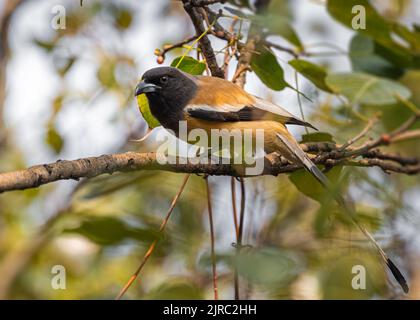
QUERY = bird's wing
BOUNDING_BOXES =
[186,76,317,130]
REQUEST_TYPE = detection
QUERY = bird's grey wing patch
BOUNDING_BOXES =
[253,97,318,130]
[185,99,317,130]
[185,104,264,122]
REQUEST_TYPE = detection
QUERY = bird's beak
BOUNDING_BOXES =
[135,81,161,96]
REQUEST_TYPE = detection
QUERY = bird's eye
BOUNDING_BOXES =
[160,76,168,84]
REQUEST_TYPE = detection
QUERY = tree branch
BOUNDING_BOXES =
[182,0,224,78]
[155,35,198,64]
[0,146,418,193]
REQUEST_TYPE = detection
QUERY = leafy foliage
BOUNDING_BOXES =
[171,56,206,75]
[251,45,290,91]
[349,34,405,79]
[289,59,333,92]
[0,0,418,301]
[46,123,64,154]
[327,0,420,69]
[64,216,162,246]
[325,72,411,105]
[234,248,303,286]
[289,166,344,204]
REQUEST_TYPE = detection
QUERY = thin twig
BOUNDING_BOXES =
[264,40,298,58]
[155,35,197,63]
[115,174,190,300]
[231,64,251,83]
[346,114,419,157]
[391,129,420,143]
[205,176,218,300]
[234,177,246,300]
[230,19,257,297]
[233,258,240,300]
[338,116,379,151]
[230,177,240,299]
[231,177,239,237]
[237,178,246,247]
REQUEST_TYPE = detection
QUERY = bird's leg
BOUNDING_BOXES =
[192,147,215,177]
[195,146,214,158]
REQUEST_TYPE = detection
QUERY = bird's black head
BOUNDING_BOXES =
[135,67,198,131]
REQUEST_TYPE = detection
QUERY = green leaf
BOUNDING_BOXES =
[257,16,302,48]
[234,248,302,286]
[137,94,160,129]
[379,102,420,131]
[325,72,411,105]
[97,59,117,89]
[52,95,64,114]
[301,132,334,143]
[145,280,204,299]
[251,46,290,91]
[33,39,56,52]
[321,253,387,299]
[349,34,404,79]
[64,216,161,246]
[46,124,64,154]
[399,70,420,106]
[327,0,391,43]
[375,40,418,69]
[352,206,382,232]
[314,203,335,237]
[289,166,343,203]
[289,59,333,92]
[327,0,417,69]
[115,8,132,30]
[265,0,291,16]
[171,56,206,75]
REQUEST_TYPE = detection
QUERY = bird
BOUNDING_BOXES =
[135,66,408,293]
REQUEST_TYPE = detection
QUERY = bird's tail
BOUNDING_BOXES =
[276,133,409,294]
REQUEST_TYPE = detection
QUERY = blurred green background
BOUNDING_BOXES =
[0,0,419,299]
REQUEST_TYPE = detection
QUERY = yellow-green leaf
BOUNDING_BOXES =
[46,124,64,154]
